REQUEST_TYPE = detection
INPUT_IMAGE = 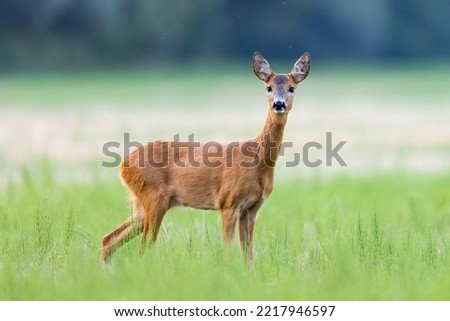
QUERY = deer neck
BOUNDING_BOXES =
[255,110,287,169]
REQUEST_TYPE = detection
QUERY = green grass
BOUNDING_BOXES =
[1,169,449,300]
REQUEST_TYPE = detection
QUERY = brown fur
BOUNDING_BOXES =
[101,52,311,262]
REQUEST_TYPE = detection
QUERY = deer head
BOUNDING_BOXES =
[253,52,310,115]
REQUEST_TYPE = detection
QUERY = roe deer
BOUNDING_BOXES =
[101,52,310,263]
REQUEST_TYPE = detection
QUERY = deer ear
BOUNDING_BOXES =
[253,52,272,82]
[291,52,311,83]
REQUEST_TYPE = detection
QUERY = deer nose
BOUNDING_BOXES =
[273,101,286,113]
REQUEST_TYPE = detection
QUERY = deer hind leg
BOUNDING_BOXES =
[140,192,170,252]
[101,196,144,263]
[238,206,260,262]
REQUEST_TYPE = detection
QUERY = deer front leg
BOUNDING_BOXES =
[238,207,259,262]
[221,208,238,246]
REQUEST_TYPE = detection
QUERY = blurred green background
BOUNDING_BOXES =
[1,0,450,70]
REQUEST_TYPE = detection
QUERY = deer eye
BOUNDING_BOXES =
[288,87,295,93]
[266,87,272,93]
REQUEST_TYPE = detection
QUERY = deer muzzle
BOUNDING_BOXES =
[273,100,286,114]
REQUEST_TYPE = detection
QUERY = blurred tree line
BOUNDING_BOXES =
[0,0,449,69]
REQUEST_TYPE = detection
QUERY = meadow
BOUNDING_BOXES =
[0,63,449,300]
